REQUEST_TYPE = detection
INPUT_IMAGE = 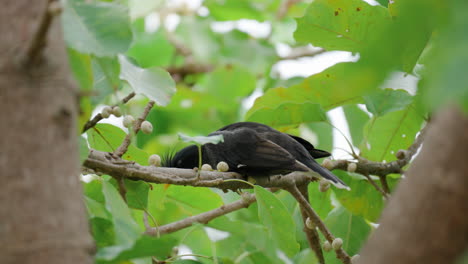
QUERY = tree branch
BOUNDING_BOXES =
[145,192,257,236]
[20,0,60,67]
[287,185,351,264]
[327,124,428,196]
[81,92,136,133]
[114,100,154,157]
[83,150,315,191]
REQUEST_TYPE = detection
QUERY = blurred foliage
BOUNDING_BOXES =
[69,0,467,263]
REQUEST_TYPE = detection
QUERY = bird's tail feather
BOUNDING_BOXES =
[309,162,350,190]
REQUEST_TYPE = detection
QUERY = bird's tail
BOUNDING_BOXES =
[308,161,350,190]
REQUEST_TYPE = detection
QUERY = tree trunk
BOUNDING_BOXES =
[0,1,93,263]
[358,107,468,264]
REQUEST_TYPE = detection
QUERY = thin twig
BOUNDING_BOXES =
[297,184,325,264]
[114,100,154,157]
[21,0,60,67]
[82,92,136,133]
[145,193,257,236]
[364,174,388,199]
[287,185,351,264]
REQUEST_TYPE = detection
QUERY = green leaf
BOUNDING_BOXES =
[96,235,177,262]
[62,1,132,57]
[84,196,110,219]
[294,0,391,52]
[332,171,384,222]
[118,55,176,106]
[205,0,268,21]
[246,63,367,126]
[294,249,319,264]
[91,56,121,105]
[342,105,370,147]
[305,121,334,153]
[127,22,175,68]
[308,182,334,220]
[419,0,468,113]
[90,217,116,248]
[102,180,140,245]
[197,65,257,102]
[247,102,327,128]
[67,48,93,91]
[83,179,105,203]
[178,133,224,146]
[165,185,224,213]
[87,123,148,165]
[124,179,149,210]
[324,207,371,263]
[220,30,277,75]
[254,186,299,258]
[364,89,413,117]
[360,105,424,162]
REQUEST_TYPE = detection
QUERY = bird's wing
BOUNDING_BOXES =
[287,134,331,159]
[238,138,310,172]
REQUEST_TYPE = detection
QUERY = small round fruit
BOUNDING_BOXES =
[319,179,330,192]
[305,217,315,229]
[123,115,135,128]
[148,154,161,166]
[322,158,334,170]
[217,161,229,172]
[351,254,360,264]
[323,241,332,252]
[101,106,112,118]
[112,106,122,117]
[141,120,153,134]
[332,238,343,250]
[396,149,406,160]
[347,162,357,173]
[201,164,213,171]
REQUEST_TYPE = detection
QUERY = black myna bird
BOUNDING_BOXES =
[163,122,349,189]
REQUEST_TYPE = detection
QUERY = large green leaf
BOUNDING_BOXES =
[247,102,327,127]
[96,235,177,262]
[295,0,391,52]
[220,30,277,75]
[124,179,149,210]
[246,62,369,128]
[323,207,371,264]
[91,56,121,105]
[360,105,424,162]
[342,105,370,147]
[127,22,175,68]
[62,1,132,57]
[118,55,176,106]
[90,217,116,248]
[205,0,274,21]
[102,180,140,245]
[67,48,93,91]
[87,123,148,165]
[254,186,300,258]
[332,171,384,222]
[419,0,468,113]
[197,65,257,103]
[364,89,413,117]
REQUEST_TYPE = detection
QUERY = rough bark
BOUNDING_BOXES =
[0,1,93,263]
[358,107,468,264]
